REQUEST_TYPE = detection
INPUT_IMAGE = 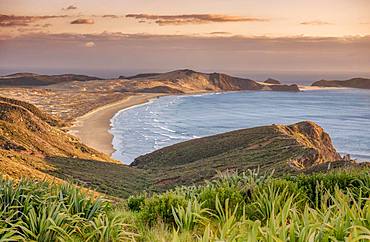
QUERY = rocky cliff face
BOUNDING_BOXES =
[277,121,341,168]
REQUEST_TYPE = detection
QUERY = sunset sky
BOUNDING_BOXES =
[1,0,369,78]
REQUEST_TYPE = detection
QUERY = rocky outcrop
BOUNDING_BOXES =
[277,121,341,168]
[312,78,370,89]
[268,84,300,92]
[264,78,281,84]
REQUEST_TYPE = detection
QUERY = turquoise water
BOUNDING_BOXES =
[111,89,370,164]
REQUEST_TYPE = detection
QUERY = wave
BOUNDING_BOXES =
[157,125,176,133]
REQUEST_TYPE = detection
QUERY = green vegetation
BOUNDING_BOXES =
[0,179,135,241]
[1,168,369,241]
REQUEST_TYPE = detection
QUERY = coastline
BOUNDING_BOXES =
[68,93,164,156]
[66,85,348,159]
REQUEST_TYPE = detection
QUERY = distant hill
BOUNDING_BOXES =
[131,121,356,190]
[1,69,299,92]
[0,73,102,86]
[312,78,370,89]
[264,78,281,84]
[123,69,300,93]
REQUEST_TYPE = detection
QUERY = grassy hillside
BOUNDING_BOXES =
[124,69,300,93]
[132,121,349,191]
[0,169,369,241]
[0,96,149,197]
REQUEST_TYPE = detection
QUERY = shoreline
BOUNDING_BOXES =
[68,93,164,156]
[66,85,350,159]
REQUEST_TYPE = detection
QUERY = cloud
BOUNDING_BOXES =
[300,20,333,26]
[0,14,67,27]
[62,5,77,11]
[10,32,370,49]
[126,14,268,25]
[208,31,232,35]
[85,41,95,47]
[2,33,369,73]
[17,27,43,33]
[34,23,52,28]
[70,18,95,24]
[102,15,120,18]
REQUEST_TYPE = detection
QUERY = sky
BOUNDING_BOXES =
[0,0,369,78]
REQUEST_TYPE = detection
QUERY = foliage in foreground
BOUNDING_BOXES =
[0,179,135,241]
[0,168,369,241]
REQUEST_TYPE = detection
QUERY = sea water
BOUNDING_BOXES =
[111,89,370,164]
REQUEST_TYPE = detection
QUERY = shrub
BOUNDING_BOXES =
[139,192,186,225]
[127,194,146,212]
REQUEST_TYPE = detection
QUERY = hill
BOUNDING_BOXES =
[124,69,300,93]
[264,78,281,84]
[0,73,102,86]
[311,78,370,89]
[0,96,149,197]
[131,121,353,190]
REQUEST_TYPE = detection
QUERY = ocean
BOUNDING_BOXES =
[111,89,370,164]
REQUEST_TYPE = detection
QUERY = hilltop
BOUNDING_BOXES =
[312,77,370,89]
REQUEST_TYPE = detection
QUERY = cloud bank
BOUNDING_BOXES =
[300,20,333,26]
[1,32,368,75]
[0,14,67,27]
[126,14,268,25]
[62,5,77,11]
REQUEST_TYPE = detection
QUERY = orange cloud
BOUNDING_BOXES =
[300,20,333,26]
[102,15,120,18]
[126,14,268,25]
[62,5,77,11]
[70,18,95,24]
[0,14,67,27]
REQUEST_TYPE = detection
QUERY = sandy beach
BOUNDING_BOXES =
[299,85,348,91]
[68,93,163,155]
